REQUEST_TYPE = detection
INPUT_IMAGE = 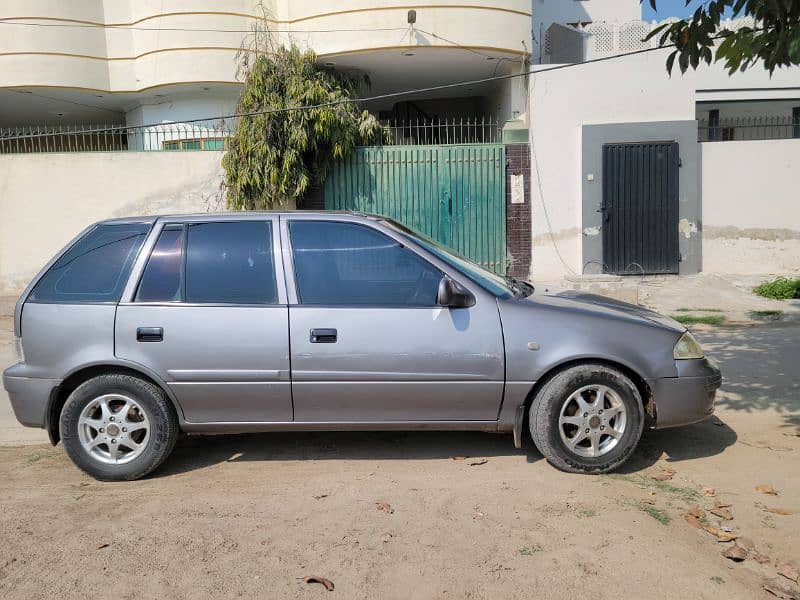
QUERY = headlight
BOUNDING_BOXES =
[673,332,704,360]
[13,337,25,363]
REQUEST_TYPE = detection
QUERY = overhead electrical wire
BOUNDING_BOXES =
[1,42,685,141]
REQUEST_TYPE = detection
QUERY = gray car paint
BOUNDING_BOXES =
[3,211,721,444]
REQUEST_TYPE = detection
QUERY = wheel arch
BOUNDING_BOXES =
[46,362,183,445]
[514,357,655,447]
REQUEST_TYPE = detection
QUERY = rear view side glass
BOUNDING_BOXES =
[185,221,277,304]
[135,226,185,302]
[29,223,150,303]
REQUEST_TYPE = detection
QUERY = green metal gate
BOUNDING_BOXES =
[324,144,507,273]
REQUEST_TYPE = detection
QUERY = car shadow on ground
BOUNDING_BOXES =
[155,417,738,478]
[155,430,540,477]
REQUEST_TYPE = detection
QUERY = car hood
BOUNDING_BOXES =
[520,290,686,334]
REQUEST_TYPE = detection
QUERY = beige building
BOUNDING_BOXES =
[0,1,532,131]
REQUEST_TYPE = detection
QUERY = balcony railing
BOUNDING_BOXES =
[698,116,800,142]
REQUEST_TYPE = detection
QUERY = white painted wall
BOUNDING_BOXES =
[0,152,227,294]
[529,49,696,280]
[531,0,641,60]
[701,139,800,274]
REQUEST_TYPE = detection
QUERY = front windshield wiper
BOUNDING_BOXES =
[504,275,534,298]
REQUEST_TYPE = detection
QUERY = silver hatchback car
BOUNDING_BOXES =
[3,212,721,480]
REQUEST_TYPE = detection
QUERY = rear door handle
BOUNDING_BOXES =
[310,328,337,343]
[137,327,163,342]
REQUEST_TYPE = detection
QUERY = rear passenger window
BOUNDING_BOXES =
[135,221,278,304]
[29,223,150,303]
[135,225,184,302]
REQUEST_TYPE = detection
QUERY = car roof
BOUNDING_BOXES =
[98,211,380,226]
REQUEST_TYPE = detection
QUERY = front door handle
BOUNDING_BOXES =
[137,327,163,342]
[310,328,337,343]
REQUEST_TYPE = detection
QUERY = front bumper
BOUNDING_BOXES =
[2,364,59,428]
[651,357,722,429]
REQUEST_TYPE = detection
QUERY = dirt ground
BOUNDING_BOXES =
[1,322,798,599]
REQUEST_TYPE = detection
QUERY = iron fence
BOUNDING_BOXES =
[0,115,504,154]
[0,120,236,154]
[698,115,800,142]
[380,116,502,145]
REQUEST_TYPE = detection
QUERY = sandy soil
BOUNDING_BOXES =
[0,324,798,599]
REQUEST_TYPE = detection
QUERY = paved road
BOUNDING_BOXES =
[1,321,798,445]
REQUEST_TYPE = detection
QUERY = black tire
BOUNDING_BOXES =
[60,374,178,481]
[529,363,644,474]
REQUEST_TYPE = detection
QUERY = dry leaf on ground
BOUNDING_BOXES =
[313,494,329,500]
[709,506,734,521]
[777,564,799,583]
[700,523,737,542]
[687,506,706,519]
[703,487,716,497]
[651,468,676,481]
[684,514,702,529]
[714,501,732,509]
[722,544,748,562]
[756,484,779,495]
[303,576,334,591]
[469,459,489,466]
[376,501,394,514]
[96,543,109,550]
[764,582,800,600]
[766,507,794,516]
[642,498,656,506]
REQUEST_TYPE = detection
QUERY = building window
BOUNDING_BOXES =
[163,138,227,151]
[794,107,800,139]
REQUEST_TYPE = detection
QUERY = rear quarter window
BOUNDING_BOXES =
[29,223,150,303]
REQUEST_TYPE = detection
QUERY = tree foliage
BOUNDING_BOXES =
[223,43,385,210]
[643,0,800,74]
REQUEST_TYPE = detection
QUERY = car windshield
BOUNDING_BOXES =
[381,219,522,299]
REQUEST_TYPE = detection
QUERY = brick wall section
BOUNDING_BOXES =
[505,143,532,279]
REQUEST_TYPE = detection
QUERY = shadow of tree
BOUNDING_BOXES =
[695,323,800,433]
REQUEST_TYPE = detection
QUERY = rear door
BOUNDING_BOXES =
[283,216,505,423]
[115,217,292,423]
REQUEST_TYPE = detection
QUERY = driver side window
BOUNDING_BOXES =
[289,221,441,306]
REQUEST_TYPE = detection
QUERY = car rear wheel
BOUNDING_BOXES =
[529,363,644,474]
[60,374,178,481]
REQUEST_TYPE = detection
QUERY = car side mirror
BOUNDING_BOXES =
[437,276,476,308]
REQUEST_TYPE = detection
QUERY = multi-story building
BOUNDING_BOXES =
[0,1,531,137]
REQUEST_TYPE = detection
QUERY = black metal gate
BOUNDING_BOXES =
[601,142,680,275]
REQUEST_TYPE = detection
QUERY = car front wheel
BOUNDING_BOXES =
[529,363,644,474]
[60,374,178,481]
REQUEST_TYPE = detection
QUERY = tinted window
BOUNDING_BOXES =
[290,221,442,306]
[185,221,277,304]
[135,226,185,302]
[30,223,149,303]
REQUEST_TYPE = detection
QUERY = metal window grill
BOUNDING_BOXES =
[698,115,800,142]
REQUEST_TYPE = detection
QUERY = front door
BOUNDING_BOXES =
[601,142,680,275]
[284,217,505,422]
[115,218,292,423]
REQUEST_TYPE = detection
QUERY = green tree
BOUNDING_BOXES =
[223,43,384,210]
[643,0,800,74]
